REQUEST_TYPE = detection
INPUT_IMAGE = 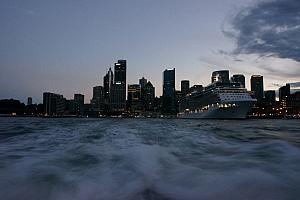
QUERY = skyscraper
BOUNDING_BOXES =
[114,60,126,84]
[144,81,155,111]
[127,84,141,113]
[231,74,245,88]
[162,68,176,113]
[279,84,290,102]
[27,97,32,105]
[279,84,290,110]
[91,86,104,113]
[139,77,147,89]
[43,92,65,116]
[139,77,148,104]
[265,90,276,103]
[181,80,190,95]
[211,70,230,84]
[110,60,127,112]
[103,67,113,100]
[74,94,84,115]
[251,75,264,101]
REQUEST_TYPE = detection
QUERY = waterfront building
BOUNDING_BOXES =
[279,84,291,111]
[175,90,183,112]
[127,84,142,113]
[90,86,105,114]
[144,81,155,111]
[139,77,147,104]
[114,60,126,85]
[110,60,127,112]
[265,90,276,103]
[211,70,230,84]
[287,91,300,115]
[92,86,104,100]
[27,97,32,105]
[162,68,176,113]
[139,77,147,89]
[74,94,84,115]
[181,80,190,95]
[231,74,245,88]
[65,99,75,114]
[43,92,65,116]
[103,68,114,100]
[110,83,126,113]
[279,84,290,102]
[251,75,264,101]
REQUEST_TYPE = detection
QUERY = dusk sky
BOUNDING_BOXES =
[1,0,300,103]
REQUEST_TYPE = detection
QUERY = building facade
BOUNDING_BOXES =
[265,90,276,103]
[90,86,104,114]
[279,84,290,102]
[74,94,84,115]
[43,92,65,116]
[211,70,230,84]
[27,97,32,105]
[162,68,176,113]
[144,81,155,111]
[251,75,264,101]
[110,60,127,112]
[127,84,142,113]
[181,80,190,95]
[231,74,245,88]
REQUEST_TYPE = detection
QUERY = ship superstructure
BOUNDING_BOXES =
[178,71,256,119]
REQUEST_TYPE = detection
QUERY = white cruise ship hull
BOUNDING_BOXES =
[178,101,254,119]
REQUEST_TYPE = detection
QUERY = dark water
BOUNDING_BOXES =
[0,118,300,200]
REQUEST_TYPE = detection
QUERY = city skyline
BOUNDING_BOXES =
[1,0,300,104]
[0,62,299,118]
[1,60,299,104]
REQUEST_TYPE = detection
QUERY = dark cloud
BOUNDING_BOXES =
[224,0,300,62]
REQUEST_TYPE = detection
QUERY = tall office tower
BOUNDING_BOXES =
[287,92,300,115]
[144,81,155,110]
[163,68,176,113]
[110,84,126,112]
[110,60,127,112]
[74,94,84,115]
[139,77,147,89]
[91,86,104,112]
[127,84,141,112]
[103,67,114,99]
[211,70,230,84]
[279,84,290,110]
[175,90,183,112]
[265,90,276,103]
[114,60,126,84]
[27,97,32,105]
[279,84,290,102]
[251,75,264,101]
[43,92,65,116]
[139,77,147,104]
[181,80,190,95]
[231,74,245,88]
[92,86,103,100]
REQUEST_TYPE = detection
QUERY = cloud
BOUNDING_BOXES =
[223,0,300,63]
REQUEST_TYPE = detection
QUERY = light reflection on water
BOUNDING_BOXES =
[0,118,300,200]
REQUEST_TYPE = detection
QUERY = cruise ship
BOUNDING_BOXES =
[178,70,256,119]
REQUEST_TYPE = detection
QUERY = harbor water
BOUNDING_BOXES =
[0,117,300,200]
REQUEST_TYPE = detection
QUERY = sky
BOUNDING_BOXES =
[0,0,299,104]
